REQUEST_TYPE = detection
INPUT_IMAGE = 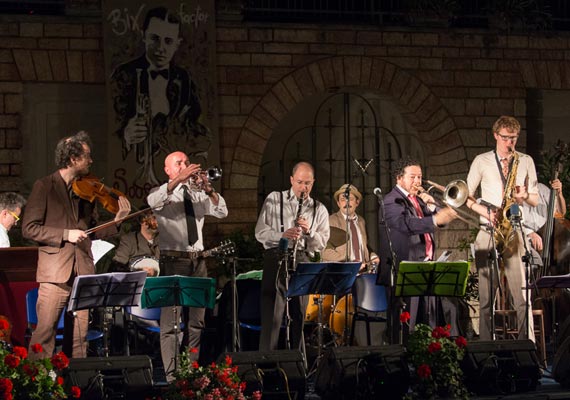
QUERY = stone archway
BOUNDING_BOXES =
[227,55,470,202]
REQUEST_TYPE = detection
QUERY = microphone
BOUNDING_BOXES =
[278,237,289,254]
[508,203,522,224]
[373,187,382,198]
[476,198,498,211]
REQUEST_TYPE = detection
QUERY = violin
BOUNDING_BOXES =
[72,175,127,214]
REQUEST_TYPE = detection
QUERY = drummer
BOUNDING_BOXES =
[111,210,160,276]
[323,184,381,346]
[323,184,379,271]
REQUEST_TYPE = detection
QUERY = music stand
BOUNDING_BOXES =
[140,276,216,372]
[288,261,360,373]
[535,273,570,352]
[68,271,147,357]
[395,261,470,340]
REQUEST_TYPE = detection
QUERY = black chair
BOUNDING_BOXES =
[350,274,388,346]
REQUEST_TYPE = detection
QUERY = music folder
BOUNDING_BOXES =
[395,261,470,297]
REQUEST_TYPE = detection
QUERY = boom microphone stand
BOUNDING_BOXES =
[484,205,501,341]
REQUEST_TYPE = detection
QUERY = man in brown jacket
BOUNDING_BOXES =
[23,131,131,359]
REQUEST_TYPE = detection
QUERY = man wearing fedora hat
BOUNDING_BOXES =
[324,184,379,271]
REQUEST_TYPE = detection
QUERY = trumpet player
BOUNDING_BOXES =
[147,151,228,381]
[255,161,330,351]
[467,115,539,343]
[377,157,458,344]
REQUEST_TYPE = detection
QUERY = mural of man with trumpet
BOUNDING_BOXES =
[147,151,227,381]
[377,157,458,344]
[467,115,539,343]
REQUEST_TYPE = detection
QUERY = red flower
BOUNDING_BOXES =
[455,336,467,348]
[71,386,81,398]
[31,343,43,354]
[400,311,411,323]
[252,391,262,400]
[189,347,199,354]
[0,378,13,393]
[23,363,39,377]
[431,326,450,339]
[417,364,432,379]
[225,354,232,366]
[4,354,20,368]
[0,319,9,330]
[191,361,199,369]
[428,341,442,353]
[57,376,64,385]
[3,393,13,400]
[51,351,69,370]
[12,346,27,359]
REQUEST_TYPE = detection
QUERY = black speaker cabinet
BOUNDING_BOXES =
[553,336,570,387]
[461,339,540,395]
[64,355,153,400]
[219,350,306,400]
[314,345,409,400]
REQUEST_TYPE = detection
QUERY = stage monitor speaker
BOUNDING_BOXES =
[219,350,306,400]
[461,339,540,395]
[553,336,570,387]
[64,355,153,400]
[314,345,409,400]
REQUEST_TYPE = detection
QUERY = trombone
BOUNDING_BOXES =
[419,179,482,229]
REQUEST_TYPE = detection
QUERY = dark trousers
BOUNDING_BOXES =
[259,249,308,351]
[159,256,206,381]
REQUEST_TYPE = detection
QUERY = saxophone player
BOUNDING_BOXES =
[467,115,539,342]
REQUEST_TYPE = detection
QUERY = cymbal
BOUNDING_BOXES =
[328,226,348,248]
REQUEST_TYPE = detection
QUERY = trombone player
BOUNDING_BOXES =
[466,115,538,342]
[377,157,458,344]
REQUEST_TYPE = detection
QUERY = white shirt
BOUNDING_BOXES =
[255,189,330,253]
[0,224,9,248]
[147,182,228,252]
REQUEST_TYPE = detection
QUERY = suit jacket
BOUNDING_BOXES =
[323,210,374,262]
[22,171,118,283]
[377,186,436,285]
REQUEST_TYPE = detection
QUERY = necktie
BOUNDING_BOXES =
[349,219,361,262]
[408,195,434,260]
[183,187,199,246]
[150,69,169,80]
[501,157,510,179]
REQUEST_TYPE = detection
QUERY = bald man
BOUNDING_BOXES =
[147,151,228,381]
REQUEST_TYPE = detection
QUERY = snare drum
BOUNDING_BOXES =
[129,256,160,276]
[329,294,355,345]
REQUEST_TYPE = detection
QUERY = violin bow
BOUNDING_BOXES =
[85,201,170,235]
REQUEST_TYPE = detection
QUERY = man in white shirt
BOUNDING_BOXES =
[255,161,330,351]
[0,192,26,247]
[147,151,227,380]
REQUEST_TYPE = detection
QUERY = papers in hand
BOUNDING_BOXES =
[91,240,115,264]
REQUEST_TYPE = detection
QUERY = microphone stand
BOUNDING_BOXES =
[282,246,292,350]
[342,184,353,346]
[513,215,533,340]
[376,189,400,344]
[485,206,500,341]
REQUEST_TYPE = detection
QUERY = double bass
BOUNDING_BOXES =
[533,141,570,339]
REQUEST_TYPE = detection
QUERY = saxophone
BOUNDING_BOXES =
[494,150,519,256]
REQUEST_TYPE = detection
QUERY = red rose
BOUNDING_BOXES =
[428,341,442,353]
[455,336,467,348]
[431,326,450,339]
[0,378,13,393]
[191,361,199,369]
[23,364,39,377]
[12,346,27,359]
[0,319,9,330]
[57,376,64,385]
[417,364,432,379]
[225,354,232,366]
[71,386,81,398]
[31,343,43,354]
[4,354,20,368]
[189,347,199,354]
[399,312,411,323]
[51,351,70,370]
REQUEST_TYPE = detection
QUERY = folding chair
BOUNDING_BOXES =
[350,274,388,345]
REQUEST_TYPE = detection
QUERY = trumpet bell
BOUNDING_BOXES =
[443,180,469,208]
[205,166,222,182]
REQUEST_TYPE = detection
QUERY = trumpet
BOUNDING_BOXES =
[188,166,222,191]
[419,179,481,228]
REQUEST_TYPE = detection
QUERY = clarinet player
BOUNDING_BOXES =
[255,162,330,351]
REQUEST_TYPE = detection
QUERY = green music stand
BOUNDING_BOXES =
[140,276,216,310]
[395,261,470,298]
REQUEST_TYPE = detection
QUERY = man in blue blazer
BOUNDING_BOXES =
[377,157,457,344]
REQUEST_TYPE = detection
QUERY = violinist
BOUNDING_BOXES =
[147,151,228,382]
[22,131,131,360]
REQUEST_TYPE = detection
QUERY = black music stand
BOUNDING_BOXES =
[535,273,570,352]
[140,276,216,373]
[68,271,147,357]
[287,261,360,373]
[395,261,470,341]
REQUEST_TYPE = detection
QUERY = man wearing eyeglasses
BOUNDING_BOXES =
[467,115,539,343]
[0,192,26,247]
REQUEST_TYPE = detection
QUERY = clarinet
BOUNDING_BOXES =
[291,191,305,269]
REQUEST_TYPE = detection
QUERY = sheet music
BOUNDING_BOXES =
[91,240,115,264]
